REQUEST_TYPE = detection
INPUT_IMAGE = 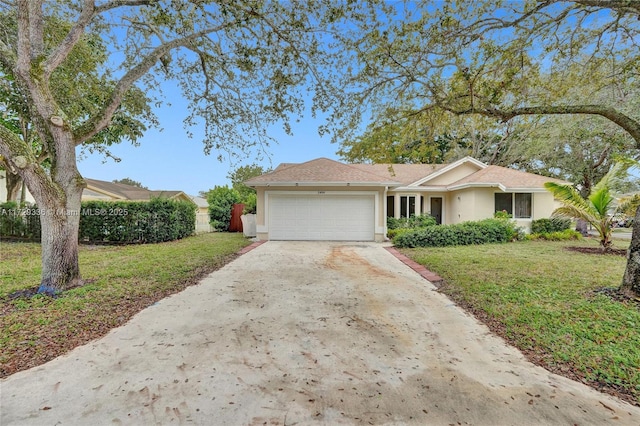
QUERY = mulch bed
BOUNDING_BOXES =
[6,286,41,300]
[564,246,627,256]
[593,287,640,309]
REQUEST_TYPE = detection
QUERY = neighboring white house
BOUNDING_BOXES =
[189,195,213,234]
[245,157,568,242]
[0,170,36,204]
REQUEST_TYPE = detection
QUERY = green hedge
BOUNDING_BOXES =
[387,214,436,230]
[79,199,196,243]
[393,218,521,248]
[1,199,195,244]
[531,217,572,234]
[206,186,241,231]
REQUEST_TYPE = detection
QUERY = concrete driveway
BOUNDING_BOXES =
[2,241,639,425]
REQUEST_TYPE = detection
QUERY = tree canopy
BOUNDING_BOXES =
[227,164,269,198]
[113,177,147,189]
[332,1,640,145]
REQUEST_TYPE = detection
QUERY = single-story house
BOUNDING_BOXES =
[83,178,194,204]
[245,156,568,242]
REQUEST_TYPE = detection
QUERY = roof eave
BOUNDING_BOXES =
[390,185,448,192]
[447,183,508,192]
[250,181,400,187]
[447,183,550,192]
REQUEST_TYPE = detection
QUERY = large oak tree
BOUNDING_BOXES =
[0,0,348,294]
[332,0,640,295]
[0,12,154,203]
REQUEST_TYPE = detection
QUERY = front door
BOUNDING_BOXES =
[431,197,443,225]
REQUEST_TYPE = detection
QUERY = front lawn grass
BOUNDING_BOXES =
[401,238,640,405]
[0,232,250,377]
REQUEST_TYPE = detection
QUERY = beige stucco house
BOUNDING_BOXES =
[245,157,567,242]
[1,173,197,207]
[83,178,194,204]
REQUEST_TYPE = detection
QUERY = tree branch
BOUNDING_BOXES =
[0,119,35,169]
[442,104,640,148]
[43,0,95,77]
[72,26,231,145]
[95,0,152,13]
[28,0,43,58]
[43,1,153,76]
[574,0,640,16]
[15,0,30,79]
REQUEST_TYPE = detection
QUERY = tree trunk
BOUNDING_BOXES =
[12,129,86,295]
[36,180,83,295]
[621,205,640,296]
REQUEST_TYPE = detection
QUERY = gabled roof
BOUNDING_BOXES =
[83,178,194,203]
[409,156,487,187]
[447,165,568,191]
[245,158,400,186]
[189,195,209,208]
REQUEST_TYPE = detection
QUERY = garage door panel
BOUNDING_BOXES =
[269,194,374,241]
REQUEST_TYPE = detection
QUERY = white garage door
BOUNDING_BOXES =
[269,194,375,241]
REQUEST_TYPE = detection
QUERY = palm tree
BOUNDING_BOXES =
[544,163,628,251]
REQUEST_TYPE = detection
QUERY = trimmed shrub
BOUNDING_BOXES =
[393,218,521,248]
[526,229,582,241]
[1,199,196,244]
[387,228,411,239]
[1,202,25,237]
[531,217,572,234]
[387,214,437,230]
[79,198,196,243]
[206,186,241,231]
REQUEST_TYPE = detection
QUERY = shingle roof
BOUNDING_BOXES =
[84,178,191,202]
[245,158,401,185]
[349,163,447,186]
[246,157,567,190]
[448,165,567,190]
[189,195,209,208]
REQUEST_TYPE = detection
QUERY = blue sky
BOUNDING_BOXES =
[76,95,341,196]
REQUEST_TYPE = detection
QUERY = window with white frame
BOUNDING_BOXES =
[400,196,416,218]
[386,195,395,218]
[494,193,532,218]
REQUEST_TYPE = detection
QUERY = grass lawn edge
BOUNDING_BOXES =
[398,239,640,407]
